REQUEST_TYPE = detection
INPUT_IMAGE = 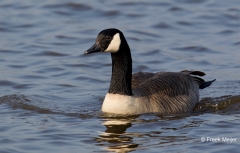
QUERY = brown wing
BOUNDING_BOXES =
[133,72,199,97]
[131,70,214,113]
[131,71,201,113]
[131,71,155,89]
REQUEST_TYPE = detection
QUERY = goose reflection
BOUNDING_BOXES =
[95,113,199,152]
[96,119,139,153]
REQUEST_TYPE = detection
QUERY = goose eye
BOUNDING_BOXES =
[106,36,111,40]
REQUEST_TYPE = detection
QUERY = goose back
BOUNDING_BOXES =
[130,71,201,113]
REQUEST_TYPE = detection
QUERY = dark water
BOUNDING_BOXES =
[1,0,240,152]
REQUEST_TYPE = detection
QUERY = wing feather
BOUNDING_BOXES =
[131,71,202,113]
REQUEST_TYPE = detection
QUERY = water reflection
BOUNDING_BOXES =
[97,114,188,152]
[97,120,138,152]
[97,115,195,153]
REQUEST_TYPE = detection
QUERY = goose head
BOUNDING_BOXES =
[84,28,133,96]
[84,28,122,55]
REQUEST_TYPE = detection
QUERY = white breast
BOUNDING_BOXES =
[101,93,147,114]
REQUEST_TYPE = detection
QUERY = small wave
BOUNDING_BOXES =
[218,29,236,35]
[31,51,68,57]
[43,2,91,11]
[194,95,240,114]
[126,13,145,18]
[0,49,25,54]
[177,21,193,26]
[153,22,172,29]
[0,27,14,32]
[0,94,100,118]
[178,0,207,4]
[129,30,160,38]
[0,80,18,87]
[13,24,35,28]
[173,46,219,53]
[118,1,170,7]
[0,80,33,89]
[168,7,184,12]
[233,41,240,45]
[56,35,78,40]
[102,10,120,17]
[0,94,54,114]
[8,64,27,69]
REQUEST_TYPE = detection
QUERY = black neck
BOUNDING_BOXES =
[108,38,133,96]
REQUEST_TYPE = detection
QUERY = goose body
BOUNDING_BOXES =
[84,28,215,115]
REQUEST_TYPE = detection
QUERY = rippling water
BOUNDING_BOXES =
[1,0,240,152]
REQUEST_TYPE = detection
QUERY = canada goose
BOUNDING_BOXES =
[84,28,215,115]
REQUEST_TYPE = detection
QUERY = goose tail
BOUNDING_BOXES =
[199,79,216,89]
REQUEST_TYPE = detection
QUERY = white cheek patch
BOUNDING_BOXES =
[104,33,121,53]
